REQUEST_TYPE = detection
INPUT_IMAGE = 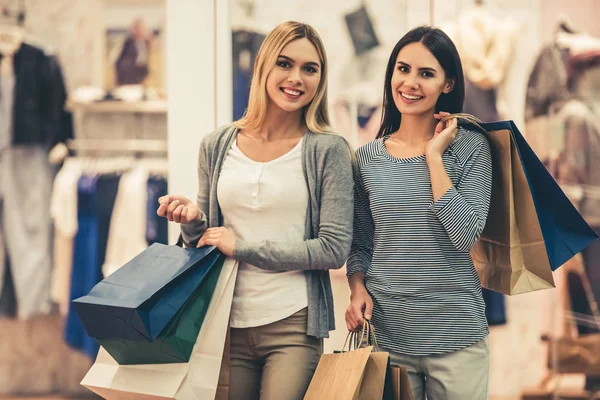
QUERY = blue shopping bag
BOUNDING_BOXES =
[481,121,599,270]
[73,243,222,341]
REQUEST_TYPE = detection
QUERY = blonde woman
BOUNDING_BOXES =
[157,21,353,400]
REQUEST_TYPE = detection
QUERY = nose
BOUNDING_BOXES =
[288,67,302,85]
[403,74,419,90]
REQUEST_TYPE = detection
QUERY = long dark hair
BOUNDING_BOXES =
[376,26,465,139]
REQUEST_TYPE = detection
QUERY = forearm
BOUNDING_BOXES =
[427,155,453,202]
[348,272,367,294]
[234,233,350,272]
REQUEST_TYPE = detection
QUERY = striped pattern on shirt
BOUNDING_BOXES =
[347,127,493,356]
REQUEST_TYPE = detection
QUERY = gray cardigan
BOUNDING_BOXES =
[181,124,354,338]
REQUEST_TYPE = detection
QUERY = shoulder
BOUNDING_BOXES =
[16,42,46,59]
[307,130,349,149]
[199,124,237,155]
[23,36,56,56]
[355,138,381,166]
[450,126,490,163]
[306,131,353,161]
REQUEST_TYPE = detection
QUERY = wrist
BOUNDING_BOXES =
[426,150,442,160]
[349,273,367,294]
[426,152,443,166]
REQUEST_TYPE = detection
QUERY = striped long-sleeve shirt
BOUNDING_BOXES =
[347,127,493,356]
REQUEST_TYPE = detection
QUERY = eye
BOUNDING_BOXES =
[303,66,318,74]
[397,65,409,73]
[421,71,434,78]
[277,60,291,68]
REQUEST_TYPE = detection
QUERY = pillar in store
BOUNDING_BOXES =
[166,0,232,243]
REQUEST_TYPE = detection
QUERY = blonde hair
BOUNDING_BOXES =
[233,21,331,133]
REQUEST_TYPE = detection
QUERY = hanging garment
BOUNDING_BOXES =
[0,146,54,319]
[65,175,102,358]
[446,6,517,90]
[525,43,570,121]
[552,100,600,226]
[343,5,380,56]
[0,43,71,148]
[0,61,53,318]
[49,159,82,316]
[102,166,149,278]
[115,36,150,86]
[232,30,265,120]
[0,254,16,317]
[95,174,121,270]
[441,7,518,123]
[463,78,499,123]
[481,288,506,326]
[0,65,14,150]
[146,176,168,245]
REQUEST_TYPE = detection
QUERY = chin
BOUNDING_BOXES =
[394,100,435,116]
[275,102,306,113]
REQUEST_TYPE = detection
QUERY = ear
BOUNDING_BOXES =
[443,79,455,94]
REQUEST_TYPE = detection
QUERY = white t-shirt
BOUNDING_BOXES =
[217,137,308,328]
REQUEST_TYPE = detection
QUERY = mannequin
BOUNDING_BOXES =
[440,2,518,122]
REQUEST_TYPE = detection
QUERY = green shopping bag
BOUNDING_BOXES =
[97,255,225,364]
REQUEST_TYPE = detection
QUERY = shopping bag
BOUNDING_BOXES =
[386,365,414,400]
[73,243,221,341]
[494,120,598,272]
[96,255,225,364]
[80,258,238,400]
[443,115,598,295]
[305,321,402,400]
[469,123,555,295]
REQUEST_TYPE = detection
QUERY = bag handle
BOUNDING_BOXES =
[440,113,487,134]
[342,319,381,353]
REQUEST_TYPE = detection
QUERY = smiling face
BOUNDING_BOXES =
[265,38,322,114]
[391,42,455,117]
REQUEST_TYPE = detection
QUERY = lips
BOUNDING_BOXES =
[398,91,424,105]
[400,92,423,100]
[280,87,304,99]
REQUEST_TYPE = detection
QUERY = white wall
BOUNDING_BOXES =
[166,0,231,243]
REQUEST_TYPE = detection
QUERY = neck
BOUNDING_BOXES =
[254,101,305,140]
[393,112,437,144]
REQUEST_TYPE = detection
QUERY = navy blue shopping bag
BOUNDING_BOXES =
[481,121,599,270]
[72,243,222,341]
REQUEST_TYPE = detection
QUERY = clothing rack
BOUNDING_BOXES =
[67,138,168,156]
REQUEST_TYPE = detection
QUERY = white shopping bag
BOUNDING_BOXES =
[80,258,238,399]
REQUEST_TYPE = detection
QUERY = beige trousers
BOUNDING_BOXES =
[388,336,490,400]
[228,308,322,400]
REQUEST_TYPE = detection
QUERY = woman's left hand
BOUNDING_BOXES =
[197,227,237,257]
[426,112,458,159]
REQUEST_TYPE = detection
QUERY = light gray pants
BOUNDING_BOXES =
[0,146,53,319]
[387,336,490,400]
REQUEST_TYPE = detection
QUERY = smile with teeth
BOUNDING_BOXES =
[401,92,423,100]
[282,88,303,97]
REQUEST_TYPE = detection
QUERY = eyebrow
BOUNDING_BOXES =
[397,61,437,73]
[278,55,320,68]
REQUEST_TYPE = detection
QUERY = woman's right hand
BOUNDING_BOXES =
[156,194,201,224]
[345,288,373,332]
